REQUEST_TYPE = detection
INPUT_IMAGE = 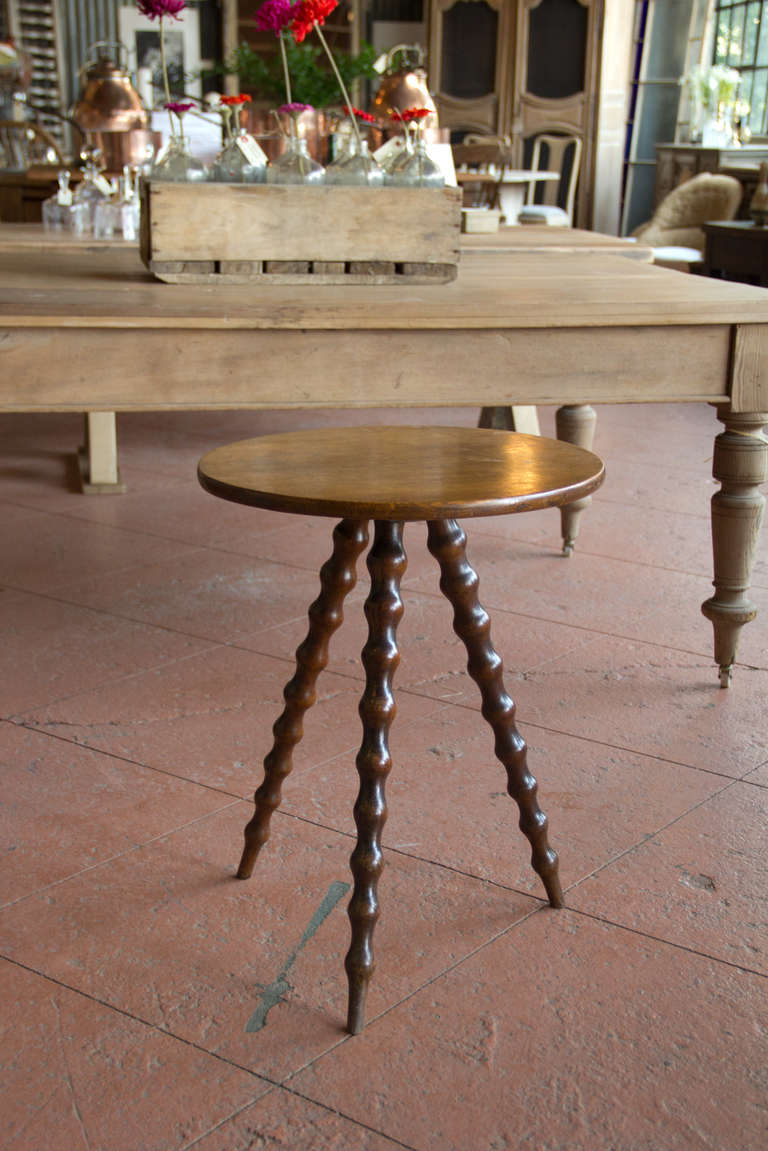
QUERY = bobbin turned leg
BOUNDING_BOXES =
[427,518,563,908]
[555,404,597,555]
[237,518,369,879]
[701,407,768,687]
[345,520,406,1034]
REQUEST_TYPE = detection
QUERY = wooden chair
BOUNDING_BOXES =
[452,135,514,209]
[519,133,582,226]
[0,119,63,170]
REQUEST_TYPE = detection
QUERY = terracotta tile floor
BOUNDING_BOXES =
[1,403,766,1151]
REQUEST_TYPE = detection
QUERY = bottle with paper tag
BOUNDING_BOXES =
[211,129,268,183]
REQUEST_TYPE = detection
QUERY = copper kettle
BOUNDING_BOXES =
[71,42,148,133]
[370,45,438,131]
[70,42,155,172]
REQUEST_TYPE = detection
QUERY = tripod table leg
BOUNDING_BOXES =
[426,517,563,908]
[237,518,369,879]
[345,520,406,1034]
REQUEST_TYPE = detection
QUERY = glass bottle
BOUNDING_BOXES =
[325,139,383,186]
[266,136,325,185]
[210,129,267,184]
[42,170,89,234]
[151,135,207,183]
[389,137,444,188]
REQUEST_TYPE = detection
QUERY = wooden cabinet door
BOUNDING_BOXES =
[429,0,514,138]
[512,0,603,226]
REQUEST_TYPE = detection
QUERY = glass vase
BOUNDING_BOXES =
[389,140,444,188]
[266,137,325,185]
[326,140,384,187]
[151,136,207,183]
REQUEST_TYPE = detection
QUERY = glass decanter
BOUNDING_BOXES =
[42,170,89,234]
[266,136,325,185]
[210,130,268,184]
[73,146,113,229]
[326,139,384,187]
[151,135,207,183]
[94,166,140,241]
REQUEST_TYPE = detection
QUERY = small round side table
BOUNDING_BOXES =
[198,426,605,1034]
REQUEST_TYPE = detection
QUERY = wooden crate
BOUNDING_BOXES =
[139,181,462,285]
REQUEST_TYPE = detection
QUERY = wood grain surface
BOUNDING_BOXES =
[197,426,605,520]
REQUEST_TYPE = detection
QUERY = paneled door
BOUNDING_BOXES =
[430,0,611,227]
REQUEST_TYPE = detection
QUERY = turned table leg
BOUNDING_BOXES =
[701,407,768,687]
[555,404,597,555]
[426,518,564,908]
[345,520,406,1035]
[237,518,369,879]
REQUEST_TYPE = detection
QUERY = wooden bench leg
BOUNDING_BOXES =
[345,519,406,1035]
[701,407,768,687]
[78,412,126,493]
[426,517,563,909]
[236,518,369,879]
[555,404,597,554]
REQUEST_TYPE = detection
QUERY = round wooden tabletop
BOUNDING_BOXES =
[197,426,605,521]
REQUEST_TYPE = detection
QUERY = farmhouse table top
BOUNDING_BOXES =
[0,237,766,686]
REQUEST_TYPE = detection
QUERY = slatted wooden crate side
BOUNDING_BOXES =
[139,182,462,284]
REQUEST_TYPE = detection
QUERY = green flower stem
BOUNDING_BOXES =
[160,18,174,136]
[313,22,363,153]
[279,34,293,105]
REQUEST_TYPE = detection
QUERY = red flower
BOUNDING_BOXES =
[136,0,186,20]
[401,107,430,122]
[220,94,252,105]
[291,0,338,43]
[343,104,376,123]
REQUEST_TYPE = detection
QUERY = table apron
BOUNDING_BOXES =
[0,323,735,411]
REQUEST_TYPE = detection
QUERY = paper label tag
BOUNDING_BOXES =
[93,175,113,197]
[373,136,407,166]
[236,135,268,166]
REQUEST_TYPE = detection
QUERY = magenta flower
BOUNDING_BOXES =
[278,102,313,115]
[137,0,186,19]
[255,0,297,35]
[165,101,194,114]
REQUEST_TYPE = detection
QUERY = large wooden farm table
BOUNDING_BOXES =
[1,241,767,684]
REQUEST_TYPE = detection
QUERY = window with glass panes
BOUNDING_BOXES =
[714,2,768,134]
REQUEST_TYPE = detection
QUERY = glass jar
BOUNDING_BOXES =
[266,136,325,185]
[151,136,208,183]
[326,140,384,187]
[389,139,444,188]
[210,131,267,184]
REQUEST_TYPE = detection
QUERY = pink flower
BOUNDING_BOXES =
[255,0,297,35]
[278,101,313,115]
[136,0,186,20]
[165,100,194,114]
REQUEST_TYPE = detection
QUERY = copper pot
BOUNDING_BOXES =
[70,42,154,170]
[370,45,438,133]
[71,43,148,133]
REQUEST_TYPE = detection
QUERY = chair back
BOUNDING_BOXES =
[452,135,515,209]
[525,133,582,222]
[0,120,63,169]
